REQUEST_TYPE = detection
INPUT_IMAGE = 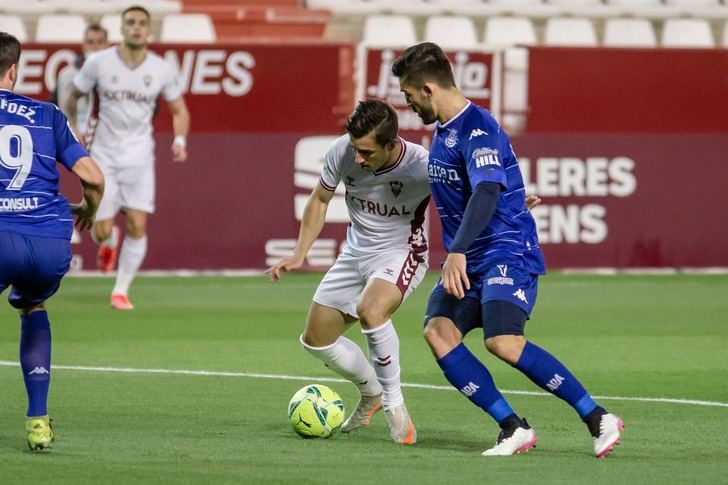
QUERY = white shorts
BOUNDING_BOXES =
[96,163,155,221]
[313,246,428,319]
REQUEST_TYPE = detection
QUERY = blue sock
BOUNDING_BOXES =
[515,341,597,418]
[19,311,52,417]
[437,343,514,423]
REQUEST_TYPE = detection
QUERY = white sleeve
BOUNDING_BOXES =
[319,141,342,191]
[72,55,98,94]
[162,62,183,102]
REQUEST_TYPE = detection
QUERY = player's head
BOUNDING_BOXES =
[121,5,151,49]
[0,32,21,91]
[392,42,456,125]
[345,100,400,172]
[83,24,108,56]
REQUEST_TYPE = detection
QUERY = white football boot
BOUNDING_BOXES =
[482,419,537,456]
[341,393,382,433]
[592,413,624,458]
[384,403,416,444]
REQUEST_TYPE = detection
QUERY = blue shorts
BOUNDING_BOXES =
[0,231,71,309]
[425,263,539,338]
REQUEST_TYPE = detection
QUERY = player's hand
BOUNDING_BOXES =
[171,142,187,163]
[265,256,305,282]
[441,252,470,299]
[69,201,95,231]
[525,194,542,211]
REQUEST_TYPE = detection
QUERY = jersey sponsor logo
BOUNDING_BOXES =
[445,129,458,148]
[469,128,488,140]
[0,99,37,124]
[428,163,462,183]
[546,374,565,392]
[101,90,156,104]
[389,180,403,197]
[28,366,50,376]
[0,197,40,211]
[513,288,528,304]
[472,147,501,168]
[348,194,411,217]
[460,381,480,397]
[487,264,514,286]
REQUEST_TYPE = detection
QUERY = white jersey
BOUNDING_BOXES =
[73,46,182,168]
[320,135,431,255]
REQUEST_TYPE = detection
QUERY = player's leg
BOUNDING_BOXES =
[482,266,622,458]
[3,233,71,451]
[110,208,147,309]
[424,284,535,456]
[91,167,121,273]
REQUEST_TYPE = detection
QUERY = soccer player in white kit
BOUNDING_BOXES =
[64,5,190,310]
[266,100,431,444]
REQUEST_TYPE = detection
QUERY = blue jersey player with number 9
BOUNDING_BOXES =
[393,42,623,458]
[0,32,104,451]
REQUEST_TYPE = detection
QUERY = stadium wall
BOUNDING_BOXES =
[16,42,727,270]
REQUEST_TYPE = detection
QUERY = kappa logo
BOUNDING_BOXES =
[513,288,528,304]
[469,128,488,140]
[28,366,49,376]
[389,180,403,198]
[445,129,458,148]
[460,381,480,397]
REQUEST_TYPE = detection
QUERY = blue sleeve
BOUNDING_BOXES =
[462,126,507,192]
[52,105,88,171]
[449,181,501,254]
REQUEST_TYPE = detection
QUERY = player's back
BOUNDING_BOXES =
[0,90,82,239]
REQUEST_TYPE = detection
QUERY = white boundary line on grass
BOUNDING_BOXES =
[1,360,726,409]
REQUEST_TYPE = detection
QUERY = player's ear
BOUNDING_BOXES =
[8,64,17,87]
[422,83,434,98]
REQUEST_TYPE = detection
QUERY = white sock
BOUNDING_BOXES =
[362,320,403,409]
[92,225,119,248]
[112,235,147,296]
[301,335,383,397]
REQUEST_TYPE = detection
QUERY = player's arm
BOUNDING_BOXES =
[442,181,501,299]
[168,97,190,163]
[62,88,86,140]
[265,183,335,282]
[69,156,104,231]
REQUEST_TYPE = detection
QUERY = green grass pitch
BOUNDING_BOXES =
[1,273,727,484]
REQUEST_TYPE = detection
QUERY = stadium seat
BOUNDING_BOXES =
[0,15,28,42]
[483,16,537,48]
[603,18,657,47]
[362,15,417,47]
[486,0,544,4]
[424,16,478,49]
[160,14,216,43]
[545,0,602,4]
[544,17,597,46]
[664,0,720,5]
[605,0,661,4]
[35,15,87,43]
[661,18,715,48]
[100,14,123,44]
[723,20,728,47]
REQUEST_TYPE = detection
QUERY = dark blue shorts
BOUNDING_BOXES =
[0,231,71,309]
[424,263,539,338]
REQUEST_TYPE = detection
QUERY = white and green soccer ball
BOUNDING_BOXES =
[288,384,345,439]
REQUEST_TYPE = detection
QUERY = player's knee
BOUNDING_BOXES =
[423,318,451,346]
[485,335,525,364]
[356,304,388,329]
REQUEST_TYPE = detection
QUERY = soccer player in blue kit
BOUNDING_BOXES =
[0,32,104,451]
[392,42,623,458]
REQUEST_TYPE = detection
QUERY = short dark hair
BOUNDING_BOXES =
[391,42,456,89]
[85,23,108,40]
[0,32,21,79]
[122,5,151,21]
[345,100,399,147]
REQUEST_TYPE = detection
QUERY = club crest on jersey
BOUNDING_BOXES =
[143,75,152,87]
[445,129,458,148]
[389,180,403,198]
[345,176,356,186]
[111,75,118,84]
[472,147,501,168]
[469,128,488,140]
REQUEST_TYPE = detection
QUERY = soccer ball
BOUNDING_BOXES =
[288,384,345,438]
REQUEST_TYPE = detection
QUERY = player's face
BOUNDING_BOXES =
[350,131,391,173]
[83,30,108,55]
[399,80,437,125]
[121,10,150,48]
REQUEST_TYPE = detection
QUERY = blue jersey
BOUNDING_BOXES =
[0,89,88,239]
[428,102,545,275]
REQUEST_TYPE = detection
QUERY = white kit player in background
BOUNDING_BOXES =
[266,100,430,445]
[64,5,190,310]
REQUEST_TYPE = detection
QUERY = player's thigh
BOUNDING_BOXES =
[302,302,356,347]
[95,165,122,222]
[423,285,480,358]
[356,278,403,329]
[6,235,71,309]
[480,264,538,339]
[118,164,155,215]
[0,231,22,297]
[312,251,365,320]
[360,248,428,302]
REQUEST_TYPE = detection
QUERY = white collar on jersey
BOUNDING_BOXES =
[439,101,472,129]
